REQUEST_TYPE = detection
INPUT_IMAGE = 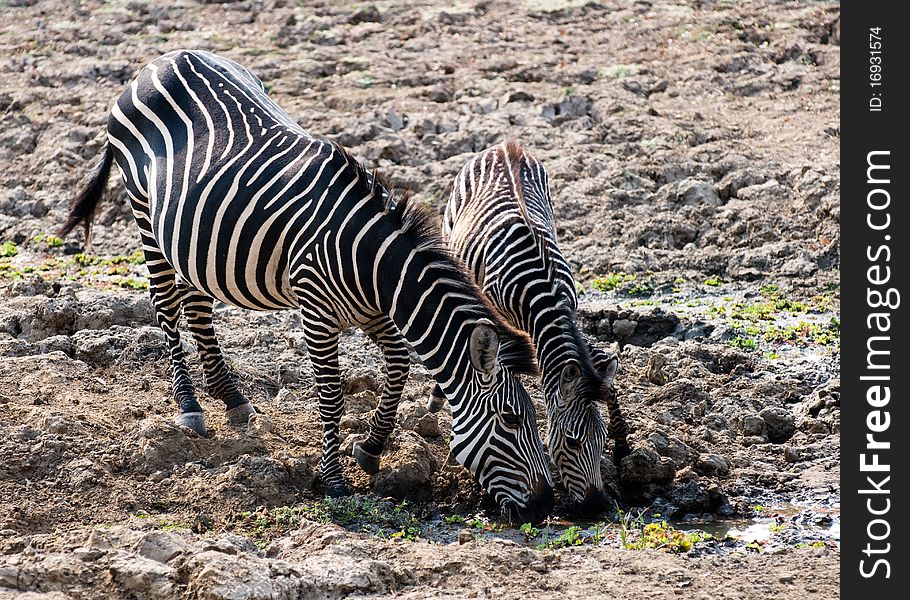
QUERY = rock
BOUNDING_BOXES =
[372,431,436,501]
[612,318,637,338]
[136,531,187,564]
[647,431,693,468]
[694,453,729,477]
[473,98,497,115]
[702,413,730,432]
[676,178,722,207]
[109,553,176,598]
[736,179,784,202]
[644,352,667,385]
[621,79,645,96]
[740,414,767,438]
[349,5,381,24]
[383,108,405,131]
[651,379,709,407]
[505,90,535,103]
[458,529,474,544]
[131,417,199,473]
[620,448,675,486]
[759,407,795,442]
[779,572,796,584]
[542,94,591,123]
[648,79,669,94]
[784,446,801,462]
[247,412,275,436]
[298,548,396,596]
[664,480,715,516]
[38,415,70,435]
[413,413,442,438]
[274,388,298,403]
[426,83,454,103]
[182,549,303,599]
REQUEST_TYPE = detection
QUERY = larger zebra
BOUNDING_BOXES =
[436,141,630,515]
[59,50,554,523]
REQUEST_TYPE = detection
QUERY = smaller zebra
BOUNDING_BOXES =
[435,140,630,515]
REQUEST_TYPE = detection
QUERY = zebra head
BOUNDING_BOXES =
[449,319,554,524]
[546,349,619,516]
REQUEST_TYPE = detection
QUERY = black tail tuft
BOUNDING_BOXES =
[58,143,114,248]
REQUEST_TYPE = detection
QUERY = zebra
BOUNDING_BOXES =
[430,140,630,515]
[58,50,554,523]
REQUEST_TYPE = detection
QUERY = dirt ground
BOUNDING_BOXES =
[0,0,840,598]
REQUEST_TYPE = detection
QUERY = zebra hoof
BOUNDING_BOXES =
[175,412,207,436]
[325,483,352,498]
[225,402,256,425]
[352,441,381,475]
[426,394,445,413]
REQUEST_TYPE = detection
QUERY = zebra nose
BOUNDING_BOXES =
[568,486,609,518]
[511,478,554,524]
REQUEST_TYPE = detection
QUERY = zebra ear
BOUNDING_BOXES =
[469,318,500,376]
[558,362,581,403]
[599,354,619,387]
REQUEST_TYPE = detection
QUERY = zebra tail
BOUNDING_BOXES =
[58,142,113,248]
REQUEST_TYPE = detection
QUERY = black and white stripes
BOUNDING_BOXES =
[443,140,630,514]
[61,51,553,523]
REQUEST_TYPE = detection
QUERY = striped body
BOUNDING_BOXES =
[444,141,629,512]
[63,51,553,522]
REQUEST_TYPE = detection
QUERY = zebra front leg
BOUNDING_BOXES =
[181,287,256,425]
[353,318,410,475]
[304,323,351,497]
[144,252,206,435]
[585,338,631,462]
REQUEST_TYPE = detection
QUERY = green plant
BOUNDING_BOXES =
[729,336,757,351]
[624,521,711,553]
[444,514,466,525]
[591,272,636,292]
[703,276,722,286]
[602,64,641,79]
[519,522,540,540]
[0,241,17,257]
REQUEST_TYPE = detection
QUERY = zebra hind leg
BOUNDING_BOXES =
[180,285,256,426]
[425,383,446,413]
[352,318,410,475]
[143,248,207,435]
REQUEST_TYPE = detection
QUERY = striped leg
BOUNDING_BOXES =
[353,317,411,475]
[142,243,207,436]
[302,320,350,496]
[179,285,256,425]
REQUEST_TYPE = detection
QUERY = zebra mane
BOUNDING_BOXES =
[340,143,539,376]
[498,140,561,295]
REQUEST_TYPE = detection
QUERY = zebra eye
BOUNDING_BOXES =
[565,436,582,451]
[501,412,521,428]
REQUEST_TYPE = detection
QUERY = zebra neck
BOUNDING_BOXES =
[381,249,485,402]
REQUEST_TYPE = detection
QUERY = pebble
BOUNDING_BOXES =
[457,529,474,544]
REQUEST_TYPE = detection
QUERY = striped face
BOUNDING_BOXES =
[449,320,554,524]
[547,386,609,508]
[545,357,616,513]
